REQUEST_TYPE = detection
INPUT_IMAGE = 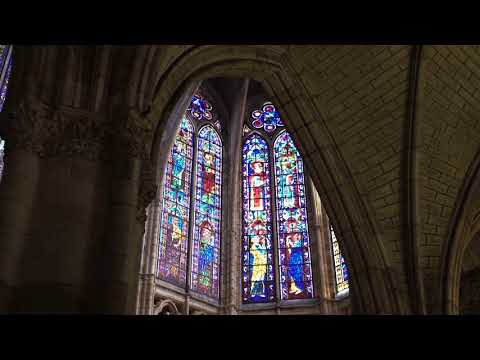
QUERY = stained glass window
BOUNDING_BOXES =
[242,101,318,304]
[156,92,224,301]
[0,45,13,113]
[191,126,222,299]
[242,134,276,303]
[157,116,195,286]
[187,94,213,121]
[274,131,314,300]
[251,102,284,134]
[331,225,349,295]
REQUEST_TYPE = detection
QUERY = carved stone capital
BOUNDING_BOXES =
[114,109,155,160]
[0,98,110,161]
[41,106,110,161]
[0,97,46,153]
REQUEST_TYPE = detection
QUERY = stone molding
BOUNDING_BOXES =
[136,157,157,224]
[0,98,158,162]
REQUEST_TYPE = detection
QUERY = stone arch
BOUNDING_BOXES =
[154,299,180,315]
[442,149,480,314]
[139,45,402,314]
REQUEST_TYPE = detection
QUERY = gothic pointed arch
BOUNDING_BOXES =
[273,130,314,300]
[157,115,195,286]
[152,88,225,307]
[241,133,275,303]
[191,124,223,298]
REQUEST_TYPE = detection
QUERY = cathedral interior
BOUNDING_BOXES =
[0,45,480,315]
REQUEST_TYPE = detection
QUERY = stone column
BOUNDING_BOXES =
[223,78,249,314]
[87,109,156,314]
[0,101,42,312]
[0,99,113,313]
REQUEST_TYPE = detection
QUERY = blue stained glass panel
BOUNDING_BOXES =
[274,131,314,300]
[241,134,276,303]
[251,102,284,134]
[187,93,213,122]
[157,116,194,286]
[191,126,223,299]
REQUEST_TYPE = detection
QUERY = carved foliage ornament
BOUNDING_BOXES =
[0,99,158,161]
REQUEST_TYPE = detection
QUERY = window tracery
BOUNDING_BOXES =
[157,93,223,300]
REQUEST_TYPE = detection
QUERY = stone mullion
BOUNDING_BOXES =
[305,177,327,311]
[223,79,249,314]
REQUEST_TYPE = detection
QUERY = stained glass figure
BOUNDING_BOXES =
[251,102,284,134]
[0,45,12,113]
[274,131,314,300]
[331,225,349,294]
[157,116,195,286]
[187,93,213,121]
[191,126,222,299]
[242,134,275,303]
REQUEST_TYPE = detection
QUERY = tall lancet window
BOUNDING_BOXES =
[191,125,222,298]
[274,132,314,300]
[158,116,194,286]
[330,225,349,296]
[157,93,223,300]
[242,134,275,303]
[0,45,13,181]
[241,102,314,303]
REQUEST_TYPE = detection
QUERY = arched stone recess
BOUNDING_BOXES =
[153,299,180,315]
[134,45,402,314]
[441,148,480,314]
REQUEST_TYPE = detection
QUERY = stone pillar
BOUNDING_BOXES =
[0,101,41,312]
[223,78,249,314]
[0,99,114,313]
[87,109,156,314]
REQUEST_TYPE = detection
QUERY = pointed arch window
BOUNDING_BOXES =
[191,125,222,298]
[241,102,314,303]
[158,116,194,287]
[242,134,275,303]
[274,131,314,300]
[157,94,223,300]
